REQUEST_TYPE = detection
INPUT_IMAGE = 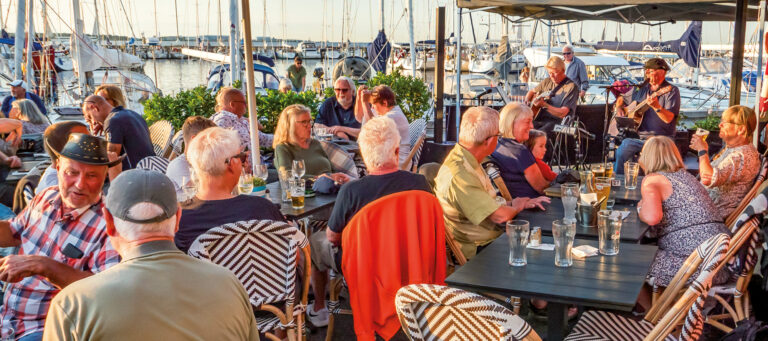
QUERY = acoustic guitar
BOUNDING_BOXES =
[607,85,673,136]
[530,90,554,119]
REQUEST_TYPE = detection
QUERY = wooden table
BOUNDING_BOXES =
[5,156,50,183]
[446,235,658,341]
[516,197,648,243]
[545,174,643,203]
[266,182,337,220]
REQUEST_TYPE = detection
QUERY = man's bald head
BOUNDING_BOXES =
[82,95,112,124]
[215,87,247,116]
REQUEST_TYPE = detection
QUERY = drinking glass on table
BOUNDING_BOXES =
[238,173,254,194]
[180,175,196,201]
[594,177,612,210]
[253,163,268,183]
[278,169,292,202]
[290,178,305,209]
[560,182,579,224]
[624,161,640,190]
[292,160,306,179]
[552,219,576,267]
[591,164,606,178]
[506,220,530,266]
[597,210,622,255]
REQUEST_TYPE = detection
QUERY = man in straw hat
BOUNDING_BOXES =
[0,133,121,340]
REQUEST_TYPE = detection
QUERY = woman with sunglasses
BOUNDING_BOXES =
[690,105,760,220]
[273,104,351,184]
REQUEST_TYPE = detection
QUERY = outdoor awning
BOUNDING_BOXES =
[457,0,759,23]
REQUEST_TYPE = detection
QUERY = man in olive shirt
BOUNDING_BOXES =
[286,55,306,92]
[435,106,549,259]
[43,170,259,341]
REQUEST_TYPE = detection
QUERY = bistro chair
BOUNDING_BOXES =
[483,160,513,201]
[135,156,171,174]
[168,130,184,160]
[565,233,730,341]
[724,156,767,228]
[188,220,311,341]
[12,159,51,214]
[400,119,427,172]
[395,284,541,341]
[148,120,175,158]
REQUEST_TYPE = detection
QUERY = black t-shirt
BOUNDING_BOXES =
[176,195,285,253]
[104,106,156,170]
[328,170,433,233]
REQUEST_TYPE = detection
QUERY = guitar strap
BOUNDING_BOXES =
[548,77,571,100]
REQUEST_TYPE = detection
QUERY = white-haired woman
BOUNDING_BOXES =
[273,104,350,184]
[278,78,293,94]
[490,102,551,199]
[0,99,50,157]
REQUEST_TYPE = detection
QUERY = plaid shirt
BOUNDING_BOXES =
[1,187,120,338]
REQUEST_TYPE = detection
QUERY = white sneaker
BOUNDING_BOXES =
[306,302,329,327]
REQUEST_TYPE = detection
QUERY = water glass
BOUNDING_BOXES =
[594,177,612,210]
[506,220,530,266]
[278,169,292,202]
[292,160,306,179]
[238,173,255,194]
[253,163,268,182]
[597,210,622,256]
[624,162,640,190]
[560,182,579,224]
[290,179,305,209]
[180,175,196,201]
[552,220,576,267]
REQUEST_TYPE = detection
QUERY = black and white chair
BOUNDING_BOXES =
[135,156,171,174]
[148,120,175,158]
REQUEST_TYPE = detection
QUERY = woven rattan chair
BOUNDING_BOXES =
[148,120,175,158]
[724,156,767,228]
[168,130,184,160]
[565,233,730,341]
[395,284,541,341]
[188,220,311,341]
[135,156,170,173]
[400,119,427,172]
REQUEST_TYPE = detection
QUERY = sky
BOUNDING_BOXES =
[0,0,765,46]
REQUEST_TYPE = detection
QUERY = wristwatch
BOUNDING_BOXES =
[698,150,708,158]
[653,106,662,112]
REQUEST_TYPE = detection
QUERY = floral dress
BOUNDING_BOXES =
[646,169,730,287]
[706,144,761,220]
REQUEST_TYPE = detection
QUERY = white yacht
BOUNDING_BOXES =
[296,42,322,59]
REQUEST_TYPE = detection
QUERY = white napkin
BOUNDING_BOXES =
[572,245,599,259]
[610,210,631,220]
[580,193,598,205]
[527,243,555,251]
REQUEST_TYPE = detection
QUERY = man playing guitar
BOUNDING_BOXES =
[613,58,681,174]
[524,56,579,133]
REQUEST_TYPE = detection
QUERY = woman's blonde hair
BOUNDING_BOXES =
[94,84,127,108]
[272,104,311,148]
[721,105,757,141]
[638,136,685,174]
[499,102,533,139]
[546,56,565,71]
[12,99,47,125]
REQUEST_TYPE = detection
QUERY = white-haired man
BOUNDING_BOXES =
[211,87,273,152]
[315,77,361,140]
[306,116,431,327]
[524,56,579,134]
[175,127,284,253]
[435,106,550,259]
[562,45,588,99]
[42,169,260,340]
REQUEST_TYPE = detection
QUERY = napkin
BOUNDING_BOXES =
[527,243,555,251]
[579,193,598,205]
[613,210,631,220]
[572,245,599,259]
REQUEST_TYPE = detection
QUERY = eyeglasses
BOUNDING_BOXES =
[562,52,573,55]
[296,119,313,126]
[296,62,303,65]
[225,151,248,164]
[334,88,350,93]
[486,133,501,141]
[721,120,741,126]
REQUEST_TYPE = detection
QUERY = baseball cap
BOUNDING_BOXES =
[644,58,670,71]
[9,79,27,89]
[105,169,178,223]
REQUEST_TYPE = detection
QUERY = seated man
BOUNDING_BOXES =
[43,169,260,341]
[165,116,216,197]
[315,77,361,140]
[211,87,273,152]
[1,80,47,118]
[36,121,90,194]
[0,133,121,340]
[525,56,578,134]
[307,116,432,327]
[435,106,549,260]
[176,127,284,253]
[82,95,155,180]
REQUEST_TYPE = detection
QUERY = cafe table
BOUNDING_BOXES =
[516,197,649,243]
[446,235,658,341]
[5,155,51,183]
[266,181,337,221]
[545,174,643,203]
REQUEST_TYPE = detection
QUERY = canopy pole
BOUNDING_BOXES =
[756,0,767,146]
[435,6,445,143]
[547,20,552,59]
[240,0,260,169]
[730,0,748,106]
[408,0,416,78]
[229,0,241,84]
[455,6,462,141]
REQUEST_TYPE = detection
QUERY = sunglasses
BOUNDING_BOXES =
[562,52,573,55]
[334,88,350,93]
[225,151,248,164]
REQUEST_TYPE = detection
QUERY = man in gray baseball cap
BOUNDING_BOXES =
[43,169,260,340]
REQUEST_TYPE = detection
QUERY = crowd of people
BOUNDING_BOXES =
[0,50,762,339]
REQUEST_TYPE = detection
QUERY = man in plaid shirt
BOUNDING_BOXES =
[0,133,121,340]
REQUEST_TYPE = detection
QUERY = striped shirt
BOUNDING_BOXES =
[1,187,120,339]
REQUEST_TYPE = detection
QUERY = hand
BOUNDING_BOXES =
[689,135,708,153]
[91,122,103,135]
[327,126,342,134]
[329,172,351,185]
[579,90,586,98]
[335,131,350,140]
[532,97,545,107]
[0,255,46,283]
[357,85,371,102]
[647,94,661,111]
[7,156,21,169]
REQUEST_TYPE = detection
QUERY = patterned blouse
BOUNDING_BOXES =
[210,110,273,148]
[21,120,49,135]
[706,144,760,220]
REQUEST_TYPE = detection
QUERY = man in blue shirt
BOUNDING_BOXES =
[1,80,47,117]
[562,45,589,99]
[314,77,361,140]
[613,58,681,174]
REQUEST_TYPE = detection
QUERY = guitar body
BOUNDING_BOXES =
[608,85,673,136]
[530,92,551,120]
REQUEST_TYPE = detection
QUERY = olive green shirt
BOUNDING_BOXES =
[286,64,307,90]
[274,139,333,176]
[435,144,502,259]
[43,241,259,341]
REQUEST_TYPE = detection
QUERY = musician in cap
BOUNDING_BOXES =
[613,57,680,174]
[524,56,579,134]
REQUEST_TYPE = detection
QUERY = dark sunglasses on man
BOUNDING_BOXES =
[226,151,248,164]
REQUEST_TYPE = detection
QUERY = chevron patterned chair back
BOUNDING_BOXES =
[400,119,427,172]
[565,233,730,341]
[148,120,175,158]
[188,219,311,341]
[724,156,768,228]
[395,284,541,341]
[135,156,171,173]
[169,130,184,159]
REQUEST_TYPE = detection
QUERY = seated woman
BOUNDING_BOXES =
[489,103,551,198]
[638,136,730,305]
[355,84,410,165]
[0,98,50,138]
[273,104,351,184]
[690,105,760,220]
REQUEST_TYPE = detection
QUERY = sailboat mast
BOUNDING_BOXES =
[93,0,100,44]
[408,0,416,77]
[229,0,241,84]
[71,0,86,97]
[25,0,34,87]
[174,0,180,40]
[14,0,25,80]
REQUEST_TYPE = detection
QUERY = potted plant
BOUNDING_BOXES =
[693,114,723,155]
[252,177,267,197]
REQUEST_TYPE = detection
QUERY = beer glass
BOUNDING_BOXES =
[290,179,305,209]
[624,162,640,190]
[560,183,579,224]
[553,220,576,267]
[506,220,530,266]
[594,177,612,210]
[597,210,622,255]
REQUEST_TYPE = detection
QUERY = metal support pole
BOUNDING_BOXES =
[14,0,25,80]
[25,0,34,87]
[435,6,446,143]
[240,0,260,169]
[730,0,748,106]
[229,0,241,84]
[455,6,462,140]
[408,0,416,78]
[547,20,552,59]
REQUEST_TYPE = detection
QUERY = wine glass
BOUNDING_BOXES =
[238,173,254,194]
[292,160,306,179]
[181,175,196,201]
[253,163,268,182]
